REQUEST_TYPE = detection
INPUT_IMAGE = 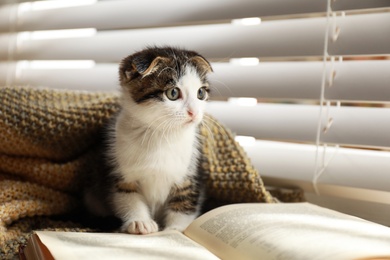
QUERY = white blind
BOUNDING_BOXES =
[1,0,389,225]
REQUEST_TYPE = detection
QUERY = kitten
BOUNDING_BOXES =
[85,47,213,234]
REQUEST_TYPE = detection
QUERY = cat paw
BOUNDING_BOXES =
[122,220,159,234]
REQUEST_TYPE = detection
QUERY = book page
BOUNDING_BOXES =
[35,230,219,260]
[184,203,390,260]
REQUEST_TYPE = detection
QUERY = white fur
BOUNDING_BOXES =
[112,65,205,233]
[164,211,198,231]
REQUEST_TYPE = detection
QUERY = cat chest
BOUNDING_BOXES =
[146,147,194,202]
[117,128,198,207]
[121,142,192,185]
[129,130,195,174]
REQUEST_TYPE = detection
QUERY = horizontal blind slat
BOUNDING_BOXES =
[0,62,119,89]
[207,101,390,148]
[3,63,119,91]
[245,140,390,206]
[0,19,326,61]
[2,60,389,102]
[1,13,388,62]
[245,140,390,195]
[207,102,318,143]
[211,62,323,100]
[329,13,390,56]
[0,0,328,32]
[332,0,390,11]
[1,0,389,32]
[326,60,390,102]
[321,105,390,148]
[211,60,390,102]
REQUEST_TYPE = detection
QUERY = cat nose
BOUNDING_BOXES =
[187,110,196,118]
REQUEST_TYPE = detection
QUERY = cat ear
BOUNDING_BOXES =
[136,56,170,77]
[120,55,169,81]
[189,56,213,74]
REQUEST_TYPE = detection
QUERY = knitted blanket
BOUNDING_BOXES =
[0,86,303,259]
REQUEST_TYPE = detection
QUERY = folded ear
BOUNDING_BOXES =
[189,55,213,75]
[134,56,169,77]
[119,55,169,82]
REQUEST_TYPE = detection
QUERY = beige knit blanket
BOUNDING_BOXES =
[0,86,303,259]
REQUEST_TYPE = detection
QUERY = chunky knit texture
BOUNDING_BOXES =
[0,86,303,259]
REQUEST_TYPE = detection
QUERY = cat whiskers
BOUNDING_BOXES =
[204,114,232,139]
[202,114,236,161]
[199,118,217,161]
[209,79,233,97]
[161,116,175,140]
[140,113,170,146]
[140,119,157,147]
[200,119,215,144]
[141,103,171,145]
[144,111,187,153]
[144,114,173,150]
[130,115,170,169]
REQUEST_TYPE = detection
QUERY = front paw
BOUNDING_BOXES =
[122,220,159,234]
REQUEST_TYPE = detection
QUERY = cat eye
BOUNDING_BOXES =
[165,87,181,101]
[197,87,208,100]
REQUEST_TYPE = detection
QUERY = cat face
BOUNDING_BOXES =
[119,47,212,130]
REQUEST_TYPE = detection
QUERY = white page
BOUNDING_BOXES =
[36,230,219,260]
[185,203,390,260]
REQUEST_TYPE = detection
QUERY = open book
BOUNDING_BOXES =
[22,203,390,260]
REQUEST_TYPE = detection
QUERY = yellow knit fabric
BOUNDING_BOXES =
[0,86,298,258]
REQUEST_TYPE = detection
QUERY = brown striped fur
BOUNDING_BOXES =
[168,177,202,213]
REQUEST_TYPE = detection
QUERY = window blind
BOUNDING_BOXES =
[1,0,389,225]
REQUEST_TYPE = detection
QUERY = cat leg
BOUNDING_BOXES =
[164,178,202,232]
[164,210,198,232]
[113,190,158,234]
